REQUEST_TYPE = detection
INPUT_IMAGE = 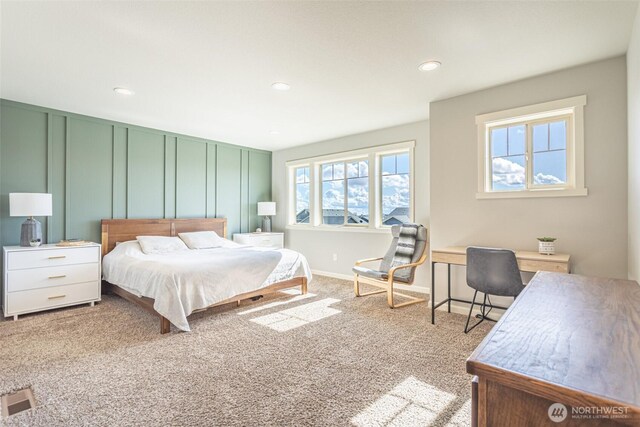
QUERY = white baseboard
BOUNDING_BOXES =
[311,269,430,295]
[312,269,507,320]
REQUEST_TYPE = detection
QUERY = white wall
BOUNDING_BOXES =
[628,8,640,281]
[430,56,628,311]
[272,121,430,290]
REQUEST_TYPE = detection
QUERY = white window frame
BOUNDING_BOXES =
[476,95,588,199]
[286,140,415,232]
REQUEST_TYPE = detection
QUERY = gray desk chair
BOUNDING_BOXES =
[352,224,427,308]
[464,246,525,333]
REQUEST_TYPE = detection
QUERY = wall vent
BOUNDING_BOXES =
[1,387,35,417]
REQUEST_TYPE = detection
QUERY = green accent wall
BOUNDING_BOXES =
[0,99,272,248]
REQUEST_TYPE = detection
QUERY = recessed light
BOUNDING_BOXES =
[271,82,291,91]
[418,61,441,72]
[269,130,280,135]
[113,87,135,95]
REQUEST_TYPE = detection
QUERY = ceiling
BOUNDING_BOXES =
[1,1,638,151]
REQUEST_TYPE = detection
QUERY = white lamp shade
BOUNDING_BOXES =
[9,193,52,217]
[257,202,276,216]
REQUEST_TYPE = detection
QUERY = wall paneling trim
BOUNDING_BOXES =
[0,100,272,248]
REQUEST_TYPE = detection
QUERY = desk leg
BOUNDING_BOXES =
[431,261,436,324]
[447,263,451,313]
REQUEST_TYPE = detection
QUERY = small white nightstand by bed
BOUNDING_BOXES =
[233,232,284,249]
[2,243,101,320]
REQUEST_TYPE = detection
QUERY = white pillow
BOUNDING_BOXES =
[178,231,224,249]
[136,236,189,254]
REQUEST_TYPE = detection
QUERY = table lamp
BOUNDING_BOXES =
[257,202,276,232]
[10,193,53,246]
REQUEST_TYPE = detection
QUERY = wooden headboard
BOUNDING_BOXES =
[100,218,227,257]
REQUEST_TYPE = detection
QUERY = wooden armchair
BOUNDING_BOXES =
[353,224,428,308]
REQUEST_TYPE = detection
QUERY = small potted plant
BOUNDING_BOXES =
[537,237,556,255]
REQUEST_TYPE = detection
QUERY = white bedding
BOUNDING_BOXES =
[102,240,312,331]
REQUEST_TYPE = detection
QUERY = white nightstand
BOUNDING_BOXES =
[2,243,102,320]
[233,232,284,249]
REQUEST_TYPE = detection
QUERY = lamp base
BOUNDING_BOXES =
[262,216,272,233]
[20,217,42,247]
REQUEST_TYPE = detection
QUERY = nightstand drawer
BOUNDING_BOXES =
[6,282,100,315]
[7,263,100,292]
[256,236,279,247]
[7,246,100,270]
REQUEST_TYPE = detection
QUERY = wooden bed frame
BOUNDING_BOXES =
[101,218,307,334]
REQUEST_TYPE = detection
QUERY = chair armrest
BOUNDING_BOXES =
[355,257,383,266]
[387,252,428,282]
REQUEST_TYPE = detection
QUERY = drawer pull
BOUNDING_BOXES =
[47,294,66,300]
[48,275,67,279]
[48,255,66,260]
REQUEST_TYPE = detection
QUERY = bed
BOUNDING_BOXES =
[100,218,311,334]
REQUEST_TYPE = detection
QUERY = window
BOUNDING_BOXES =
[322,162,346,225]
[477,95,587,199]
[321,160,369,225]
[532,120,567,186]
[489,124,526,191]
[489,118,568,191]
[295,166,310,223]
[381,153,410,225]
[347,160,369,223]
[287,141,414,230]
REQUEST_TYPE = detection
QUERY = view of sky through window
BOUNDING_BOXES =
[381,153,410,220]
[322,162,346,225]
[295,167,310,223]
[320,160,370,225]
[346,160,369,216]
[491,120,567,191]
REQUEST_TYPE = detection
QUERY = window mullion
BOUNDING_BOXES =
[310,165,316,226]
[526,124,532,189]
[294,182,298,224]
[378,155,382,227]
[567,117,573,187]
[369,153,377,228]
[487,128,493,192]
[343,162,348,225]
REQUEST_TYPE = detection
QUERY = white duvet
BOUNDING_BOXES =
[102,240,312,331]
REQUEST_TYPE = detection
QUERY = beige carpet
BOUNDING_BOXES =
[0,275,491,427]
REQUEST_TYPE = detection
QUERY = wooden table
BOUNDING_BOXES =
[467,271,640,426]
[430,246,571,324]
